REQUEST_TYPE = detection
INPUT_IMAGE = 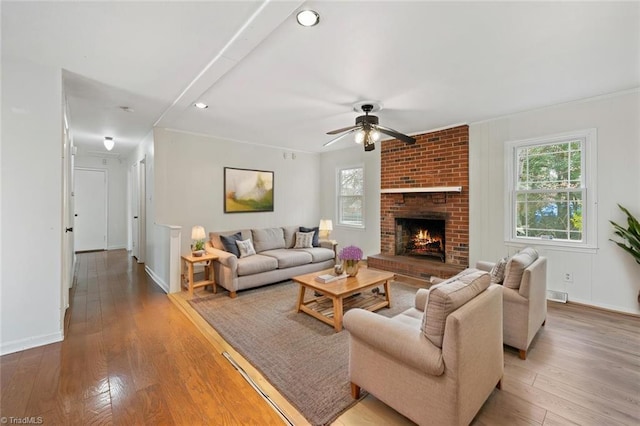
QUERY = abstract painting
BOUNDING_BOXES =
[224,167,274,213]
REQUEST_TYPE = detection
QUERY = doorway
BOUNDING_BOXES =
[130,160,146,263]
[74,168,107,252]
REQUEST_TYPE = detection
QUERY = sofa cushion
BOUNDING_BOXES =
[282,226,299,248]
[236,254,278,276]
[299,247,335,263]
[300,226,320,247]
[210,229,251,250]
[490,257,508,284]
[252,228,286,253]
[294,231,314,248]
[422,270,490,348]
[260,249,312,269]
[236,239,257,258]
[220,232,242,257]
[504,248,538,289]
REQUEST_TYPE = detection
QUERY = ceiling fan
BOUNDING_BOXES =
[324,102,416,151]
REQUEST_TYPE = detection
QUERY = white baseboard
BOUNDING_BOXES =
[568,297,640,316]
[145,265,169,294]
[1,330,64,356]
[108,244,127,250]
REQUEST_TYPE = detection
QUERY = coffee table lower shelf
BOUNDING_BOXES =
[294,268,394,332]
[299,292,389,330]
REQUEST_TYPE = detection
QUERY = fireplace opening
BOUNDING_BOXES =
[395,217,445,262]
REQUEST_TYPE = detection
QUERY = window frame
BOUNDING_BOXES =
[504,129,598,252]
[336,165,365,229]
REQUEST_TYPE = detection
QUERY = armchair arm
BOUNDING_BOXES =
[475,261,495,272]
[343,309,444,376]
[415,288,429,311]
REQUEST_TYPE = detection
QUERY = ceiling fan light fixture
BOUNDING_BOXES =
[354,130,365,144]
[296,10,319,27]
[103,136,114,151]
[370,129,381,142]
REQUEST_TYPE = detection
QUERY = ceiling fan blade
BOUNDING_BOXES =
[327,125,360,135]
[323,128,359,147]
[375,124,416,145]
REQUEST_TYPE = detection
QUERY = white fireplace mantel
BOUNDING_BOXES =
[380,186,462,194]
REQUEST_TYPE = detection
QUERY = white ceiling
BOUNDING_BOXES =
[3,1,639,156]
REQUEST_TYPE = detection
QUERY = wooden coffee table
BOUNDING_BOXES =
[293,267,395,332]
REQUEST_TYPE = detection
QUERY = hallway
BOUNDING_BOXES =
[0,250,283,424]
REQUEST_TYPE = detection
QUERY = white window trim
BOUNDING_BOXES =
[504,128,598,252]
[336,164,365,229]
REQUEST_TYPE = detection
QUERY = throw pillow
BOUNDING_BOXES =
[503,247,539,289]
[236,239,257,258]
[294,231,314,248]
[422,270,490,348]
[220,232,242,257]
[490,257,508,284]
[300,226,319,247]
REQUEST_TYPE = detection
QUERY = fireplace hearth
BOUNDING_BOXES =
[395,217,445,262]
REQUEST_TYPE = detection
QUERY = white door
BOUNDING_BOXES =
[131,163,139,259]
[74,168,107,252]
[137,160,146,263]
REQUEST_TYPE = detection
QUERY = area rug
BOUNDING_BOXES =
[188,280,419,426]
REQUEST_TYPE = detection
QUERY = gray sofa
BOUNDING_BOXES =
[205,226,336,298]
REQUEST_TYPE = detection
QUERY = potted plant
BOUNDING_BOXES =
[192,239,205,257]
[339,245,363,277]
[610,204,640,303]
[610,204,640,265]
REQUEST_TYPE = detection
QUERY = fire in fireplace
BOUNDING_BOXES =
[395,217,446,262]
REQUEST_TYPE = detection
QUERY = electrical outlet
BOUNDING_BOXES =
[563,272,573,283]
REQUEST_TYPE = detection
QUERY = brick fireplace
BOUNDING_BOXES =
[368,125,469,280]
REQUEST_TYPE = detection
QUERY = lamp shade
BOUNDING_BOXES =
[191,225,206,240]
[319,219,333,231]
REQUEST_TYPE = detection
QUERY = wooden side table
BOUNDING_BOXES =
[181,253,218,295]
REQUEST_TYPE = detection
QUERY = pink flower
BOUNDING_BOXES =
[338,245,363,261]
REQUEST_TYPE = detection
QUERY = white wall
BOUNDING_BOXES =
[74,155,128,249]
[1,55,64,354]
[153,128,322,254]
[470,90,640,314]
[319,145,381,258]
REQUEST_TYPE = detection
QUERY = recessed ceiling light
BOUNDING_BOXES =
[296,10,319,27]
[194,102,208,109]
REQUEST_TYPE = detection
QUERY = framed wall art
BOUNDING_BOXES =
[224,167,274,213]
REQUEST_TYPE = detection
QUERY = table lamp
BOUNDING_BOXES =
[319,219,333,240]
[191,225,206,256]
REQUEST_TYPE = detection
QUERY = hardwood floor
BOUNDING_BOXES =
[1,249,639,425]
[0,250,283,425]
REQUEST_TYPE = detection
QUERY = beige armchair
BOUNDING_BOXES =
[477,253,547,360]
[343,272,503,426]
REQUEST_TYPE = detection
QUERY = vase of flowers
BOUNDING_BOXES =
[339,245,363,277]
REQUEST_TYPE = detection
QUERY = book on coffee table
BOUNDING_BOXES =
[315,273,347,284]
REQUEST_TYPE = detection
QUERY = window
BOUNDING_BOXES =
[505,129,597,249]
[338,166,364,227]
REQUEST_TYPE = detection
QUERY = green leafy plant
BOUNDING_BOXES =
[610,204,640,265]
[193,240,205,251]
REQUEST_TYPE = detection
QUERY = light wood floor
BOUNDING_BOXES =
[2,250,639,425]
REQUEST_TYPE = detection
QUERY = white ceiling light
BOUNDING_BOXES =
[194,102,208,109]
[103,136,114,151]
[296,10,319,27]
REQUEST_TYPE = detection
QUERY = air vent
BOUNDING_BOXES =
[547,290,568,303]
